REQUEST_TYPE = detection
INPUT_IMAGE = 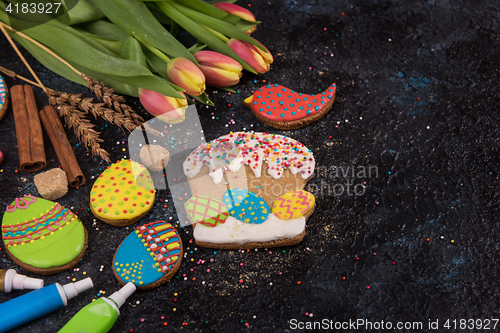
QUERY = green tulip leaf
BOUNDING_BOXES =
[170,3,265,52]
[18,23,152,77]
[8,30,139,96]
[89,0,197,63]
[77,19,129,41]
[60,0,104,25]
[191,92,214,106]
[75,30,124,55]
[157,1,257,74]
[122,37,148,68]
[143,47,169,79]
[172,0,228,20]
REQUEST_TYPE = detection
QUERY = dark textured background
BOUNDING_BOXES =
[1,0,500,332]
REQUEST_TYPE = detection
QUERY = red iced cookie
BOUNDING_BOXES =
[243,83,336,129]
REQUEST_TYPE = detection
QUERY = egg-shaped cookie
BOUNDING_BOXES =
[0,75,9,122]
[112,221,182,290]
[272,190,315,220]
[185,195,229,227]
[223,188,270,224]
[1,195,87,275]
[90,159,155,226]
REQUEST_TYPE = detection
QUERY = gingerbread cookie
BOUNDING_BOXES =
[183,131,316,249]
[112,221,182,290]
[0,76,9,122]
[90,159,155,226]
[243,83,336,129]
[1,195,88,275]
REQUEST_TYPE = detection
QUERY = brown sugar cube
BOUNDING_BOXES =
[34,168,68,200]
[140,144,170,172]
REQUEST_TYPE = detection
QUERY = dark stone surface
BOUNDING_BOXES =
[1,0,500,332]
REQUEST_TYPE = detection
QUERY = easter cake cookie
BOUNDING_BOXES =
[183,131,316,249]
[243,83,336,129]
[0,75,9,122]
[90,159,155,226]
[2,195,88,275]
[112,221,183,290]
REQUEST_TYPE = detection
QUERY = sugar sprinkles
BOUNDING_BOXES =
[183,131,315,184]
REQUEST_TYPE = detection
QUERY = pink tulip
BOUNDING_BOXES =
[213,2,257,34]
[194,51,243,87]
[139,88,188,124]
[227,38,273,74]
[167,57,206,96]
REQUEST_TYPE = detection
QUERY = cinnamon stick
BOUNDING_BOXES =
[11,85,46,172]
[39,105,86,187]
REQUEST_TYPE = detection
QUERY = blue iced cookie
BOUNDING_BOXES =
[112,221,182,290]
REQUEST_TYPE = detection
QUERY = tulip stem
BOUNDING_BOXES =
[201,24,229,42]
[140,39,172,64]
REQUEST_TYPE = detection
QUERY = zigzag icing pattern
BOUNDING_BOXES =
[271,190,315,221]
[273,197,294,220]
[2,203,74,246]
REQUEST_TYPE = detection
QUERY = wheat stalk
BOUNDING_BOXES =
[48,91,111,163]
[83,75,161,136]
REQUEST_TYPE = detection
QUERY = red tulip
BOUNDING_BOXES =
[194,51,243,87]
[227,38,273,74]
[213,2,257,34]
[139,88,187,124]
[166,57,206,96]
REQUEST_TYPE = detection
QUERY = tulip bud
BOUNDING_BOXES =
[227,38,273,74]
[194,51,244,87]
[139,88,187,124]
[213,3,257,34]
[167,57,206,96]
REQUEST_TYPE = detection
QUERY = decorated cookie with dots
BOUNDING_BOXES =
[183,132,317,249]
[223,188,270,224]
[0,75,9,122]
[243,83,336,129]
[1,195,88,275]
[112,221,182,290]
[90,159,156,226]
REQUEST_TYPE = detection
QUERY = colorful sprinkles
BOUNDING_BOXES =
[183,131,315,183]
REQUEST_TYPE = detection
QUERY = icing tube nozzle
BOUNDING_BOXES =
[63,277,93,301]
[1,269,44,293]
[109,282,136,309]
[12,274,44,291]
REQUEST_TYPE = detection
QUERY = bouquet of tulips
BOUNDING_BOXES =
[0,0,273,119]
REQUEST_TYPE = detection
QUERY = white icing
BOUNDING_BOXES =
[183,132,315,184]
[193,214,306,244]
